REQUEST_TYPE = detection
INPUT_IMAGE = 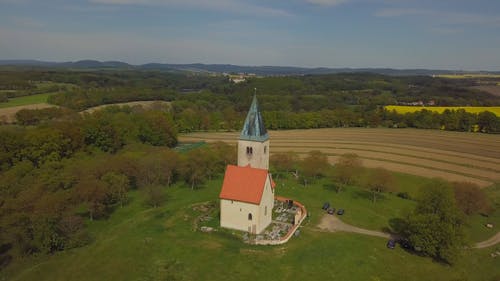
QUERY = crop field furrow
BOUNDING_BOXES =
[271,147,500,182]
[269,140,500,159]
[272,144,500,173]
[325,156,493,187]
[271,141,500,166]
[270,138,500,162]
[179,128,500,187]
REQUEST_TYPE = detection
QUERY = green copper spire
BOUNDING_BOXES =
[240,94,269,142]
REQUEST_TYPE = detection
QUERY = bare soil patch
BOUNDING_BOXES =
[474,232,500,248]
[472,85,500,97]
[83,101,170,113]
[317,214,391,238]
[0,103,56,123]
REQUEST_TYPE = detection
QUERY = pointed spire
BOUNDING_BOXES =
[240,92,269,142]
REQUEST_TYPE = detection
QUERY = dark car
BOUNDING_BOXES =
[337,209,344,215]
[398,239,411,249]
[327,208,336,215]
[322,202,330,210]
[387,239,396,249]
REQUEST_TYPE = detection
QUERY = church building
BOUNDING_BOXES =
[219,95,275,234]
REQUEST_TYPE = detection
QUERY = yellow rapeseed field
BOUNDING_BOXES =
[435,74,500,79]
[384,105,500,116]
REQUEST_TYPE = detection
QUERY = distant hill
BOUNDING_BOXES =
[1,59,499,76]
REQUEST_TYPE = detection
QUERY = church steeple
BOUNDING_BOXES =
[240,94,269,142]
[237,93,270,170]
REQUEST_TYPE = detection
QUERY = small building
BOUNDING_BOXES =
[219,95,274,234]
[219,165,275,234]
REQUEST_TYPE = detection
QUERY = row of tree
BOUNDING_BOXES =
[1,107,178,172]
[270,151,492,264]
[0,137,236,267]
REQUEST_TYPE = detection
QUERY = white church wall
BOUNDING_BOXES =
[256,176,274,233]
[220,199,261,233]
[237,139,269,170]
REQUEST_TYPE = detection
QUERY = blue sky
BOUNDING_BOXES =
[1,0,499,70]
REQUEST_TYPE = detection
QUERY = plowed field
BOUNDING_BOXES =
[179,128,500,188]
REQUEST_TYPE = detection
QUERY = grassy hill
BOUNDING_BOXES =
[3,176,499,281]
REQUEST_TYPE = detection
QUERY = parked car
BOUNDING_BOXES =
[327,208,336,215]
[322,202,330,210]
[398,239,411,249]
[337,209,344,215]
[387,239,396,249]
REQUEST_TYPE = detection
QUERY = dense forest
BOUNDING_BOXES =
[0,105,238,267]
[0,68,498,268]
[1,68,499,132]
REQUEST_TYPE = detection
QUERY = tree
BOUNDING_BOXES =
[137,150,179,188]
[403,180,466,264]
[179,148,210,189]
[270,151,298,179]
[144,185,166,208]
[75,178,108,221]
[477,111,500,133]
[364,167,393,203]
[332,153,362,192]
[299,150,329,187]
[101,172,130,207]
[137,111,178,147]
[0,92,7,103]
[453,182,491,215]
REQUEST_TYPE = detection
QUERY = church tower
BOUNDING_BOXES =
[238,94,269,170]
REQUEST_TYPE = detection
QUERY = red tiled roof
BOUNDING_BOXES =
[219,165,270,205]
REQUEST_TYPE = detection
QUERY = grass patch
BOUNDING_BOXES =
[0,93,54,108]
[174,141,207,153]
[3,176,500,281]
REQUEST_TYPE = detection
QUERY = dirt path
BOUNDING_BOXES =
[474,232,500,249]
[317,214,391,239]
[317,214,500,249]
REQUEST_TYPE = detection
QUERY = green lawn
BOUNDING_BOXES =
[0,93,53,108]
[3,177,500,281]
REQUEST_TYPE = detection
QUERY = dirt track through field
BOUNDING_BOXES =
[317,214,391,238]
[180,128,500,187]
[474,232,500,248]
[317,214,500,249]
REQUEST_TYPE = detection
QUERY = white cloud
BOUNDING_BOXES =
[88,0,292,17]
[375,8,500,26]
[305,0,349,6]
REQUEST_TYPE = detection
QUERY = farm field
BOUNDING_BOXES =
[384,105,500,116]
[0,103,56,123]
[0,93,54,108]
[435,74,500,79]
[82,100,171,113]
[179,128,500,188]
[3,179,500,281]
[472,85,500,97]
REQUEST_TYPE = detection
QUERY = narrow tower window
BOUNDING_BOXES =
[246,146,253,155]
[248,213,253,220]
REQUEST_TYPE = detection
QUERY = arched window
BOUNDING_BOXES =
[264,146,267,154]
[248,213,253,220]
[246,146,253,155]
